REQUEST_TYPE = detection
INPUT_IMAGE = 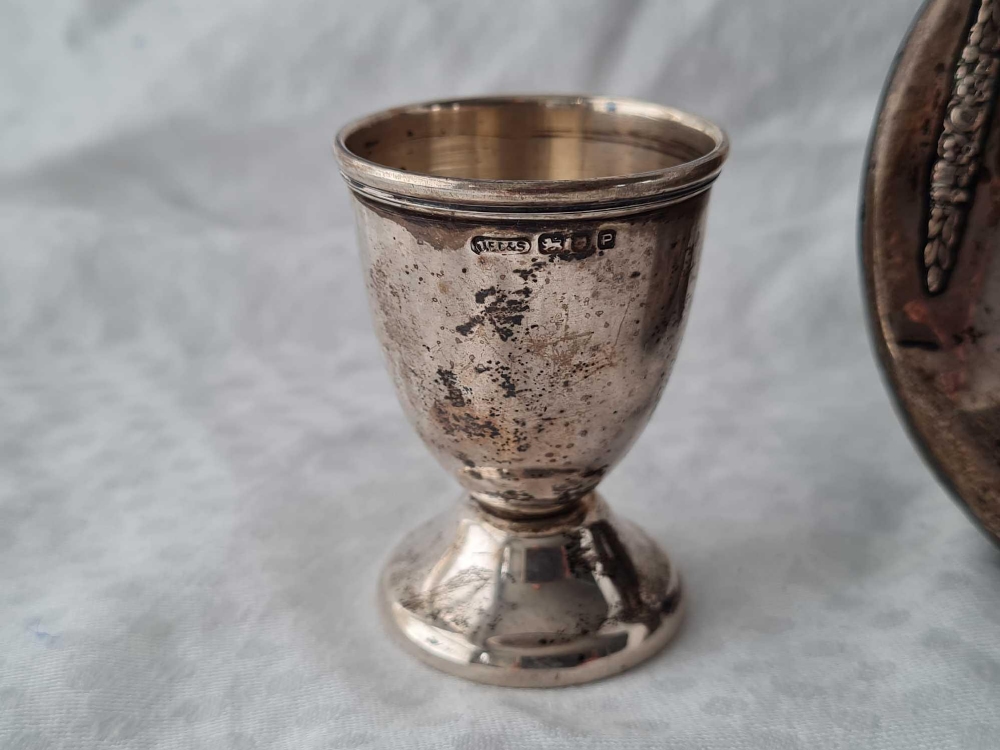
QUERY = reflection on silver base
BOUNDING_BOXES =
[380,494,683,687]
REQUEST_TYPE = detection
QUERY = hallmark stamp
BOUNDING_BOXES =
[538,233,566,254]
[539,232,591,254]
[597,229,616,250]
[569,233,591,253]
[471,236,531,255]
[539,229,614,256]
[539,231,596,260]
[473,228,616,256]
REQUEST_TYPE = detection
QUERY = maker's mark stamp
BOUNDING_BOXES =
[471,236,531,255]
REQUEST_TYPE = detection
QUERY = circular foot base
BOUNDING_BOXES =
[379,495,683,687]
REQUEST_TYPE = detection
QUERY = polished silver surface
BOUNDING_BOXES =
[381,494,682,688]
[336,95,726,213]
[335,95,727,685]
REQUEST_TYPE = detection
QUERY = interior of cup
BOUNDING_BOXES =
[342,98,720,182]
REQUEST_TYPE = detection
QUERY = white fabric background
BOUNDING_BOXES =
[2,0,1000,748]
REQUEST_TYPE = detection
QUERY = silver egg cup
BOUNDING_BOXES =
[335,96,727,686]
